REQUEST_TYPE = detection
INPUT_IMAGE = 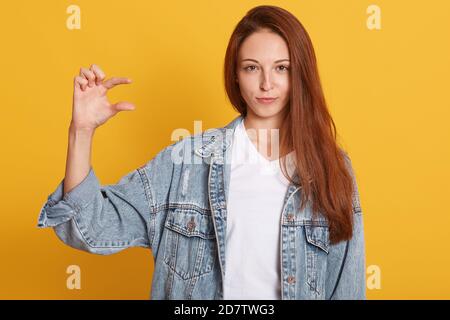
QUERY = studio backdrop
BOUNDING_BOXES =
[0,0,449,299]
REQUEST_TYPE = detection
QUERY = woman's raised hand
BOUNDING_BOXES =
[71,64,135,131]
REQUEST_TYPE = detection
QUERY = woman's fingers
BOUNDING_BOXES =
[74,76,88,91]
[103,77,132,90]
[75,65,132,93]
[79,67,96,87]
[90,64,105,85]
[112,101,136,111]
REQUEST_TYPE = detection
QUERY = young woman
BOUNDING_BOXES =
[37,5,366,300]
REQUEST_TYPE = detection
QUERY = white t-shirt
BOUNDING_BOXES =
[223,117,295,300]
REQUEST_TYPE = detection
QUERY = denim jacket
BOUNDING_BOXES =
[37,115,366,300]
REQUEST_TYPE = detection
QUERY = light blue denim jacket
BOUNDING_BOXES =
[37,115,366,300]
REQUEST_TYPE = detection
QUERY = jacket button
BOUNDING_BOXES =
[287,275,296,284]
[187,217,196,231]
[287,214,294,222]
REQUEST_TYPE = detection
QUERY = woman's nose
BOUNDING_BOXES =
[260,73,274,91]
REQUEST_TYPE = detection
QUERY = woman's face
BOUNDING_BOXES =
[236,29,291,120]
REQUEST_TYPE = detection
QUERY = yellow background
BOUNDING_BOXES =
[0,0,449,299]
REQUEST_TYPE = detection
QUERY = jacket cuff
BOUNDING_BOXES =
[37,167,100,228]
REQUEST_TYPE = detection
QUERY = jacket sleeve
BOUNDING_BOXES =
[328,154,367,300]
[37,143,177,255]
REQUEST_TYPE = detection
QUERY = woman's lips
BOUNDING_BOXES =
[256,97,278,104]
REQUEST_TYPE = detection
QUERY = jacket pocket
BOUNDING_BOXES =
[304,224,330,297]
[162,205,217,280]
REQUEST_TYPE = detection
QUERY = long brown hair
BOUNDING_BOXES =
[223,5,356,244]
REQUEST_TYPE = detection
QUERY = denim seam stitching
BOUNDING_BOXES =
[137,166,156,249]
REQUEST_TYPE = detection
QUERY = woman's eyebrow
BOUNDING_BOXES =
[241,58,290,63]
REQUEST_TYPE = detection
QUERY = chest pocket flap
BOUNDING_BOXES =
[164,206,216,240]
[304,224,330,254]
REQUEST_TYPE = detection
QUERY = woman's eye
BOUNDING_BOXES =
[243,65,289,72]
[244,65,257,72]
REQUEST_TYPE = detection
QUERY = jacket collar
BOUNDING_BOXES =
[191,114,320,218]
[194,115,242,158]
[194,114,303,186]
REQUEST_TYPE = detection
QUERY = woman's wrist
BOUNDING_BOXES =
[69,121,96,136]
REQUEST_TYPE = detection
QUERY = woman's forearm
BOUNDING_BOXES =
[63,123,95,195]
